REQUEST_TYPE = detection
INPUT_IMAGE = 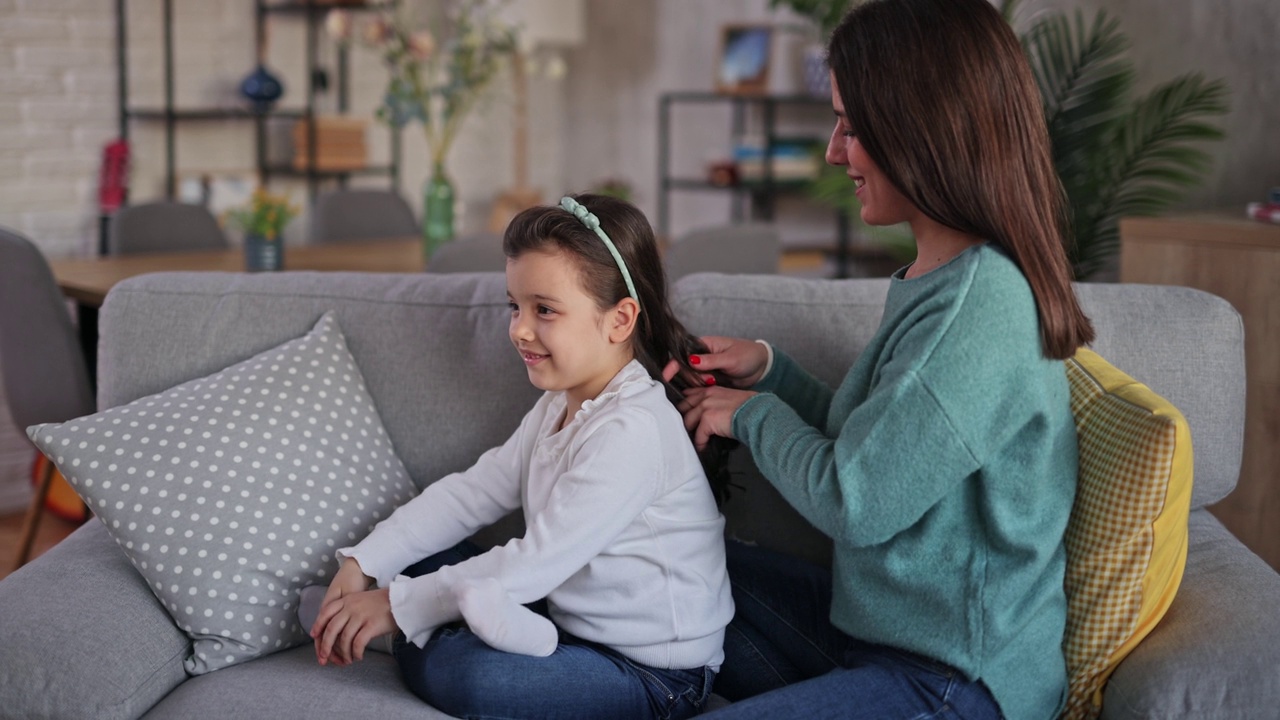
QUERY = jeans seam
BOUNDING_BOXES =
[726,622,790,688]
[735,581,844,668]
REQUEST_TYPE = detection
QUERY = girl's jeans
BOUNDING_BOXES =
[392,542,716,720]
[702,541,1004,720]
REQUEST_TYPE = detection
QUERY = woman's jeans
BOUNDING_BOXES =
[392,542,716,720]
[702,541,1003,720]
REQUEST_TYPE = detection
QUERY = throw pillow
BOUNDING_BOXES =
[1060,348,1193,720]
[27,312,417,675]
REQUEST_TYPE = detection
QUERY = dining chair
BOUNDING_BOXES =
[0,227,95,569]
[310,189,419,244]
[107,201,229,255]
[664,222,781,280]
[426,232,508,273]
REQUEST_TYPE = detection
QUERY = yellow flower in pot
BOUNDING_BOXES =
[223,188,299,272]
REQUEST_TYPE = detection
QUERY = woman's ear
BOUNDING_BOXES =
[608,298,640,344]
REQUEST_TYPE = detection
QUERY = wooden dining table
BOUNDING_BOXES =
[49,237,428,308]
[47,237,429,384]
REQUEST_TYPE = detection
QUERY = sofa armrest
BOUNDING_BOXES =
[1101,510,1280,719]
[0,521,189,720]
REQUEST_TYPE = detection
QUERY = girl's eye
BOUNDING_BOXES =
[537,305,555,316]
[507,301,518,313]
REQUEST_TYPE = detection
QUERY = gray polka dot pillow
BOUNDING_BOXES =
[27,312,416,674]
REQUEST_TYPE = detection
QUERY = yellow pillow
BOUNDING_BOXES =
[1060,348,1193,720]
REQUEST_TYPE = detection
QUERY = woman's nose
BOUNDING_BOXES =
[825,125,847,166]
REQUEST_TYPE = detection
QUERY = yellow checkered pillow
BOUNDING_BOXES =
[1060,348,1193,720]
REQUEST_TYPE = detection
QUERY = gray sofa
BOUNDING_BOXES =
[2,270,1277,719]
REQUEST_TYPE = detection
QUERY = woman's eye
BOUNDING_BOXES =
[842,129,856,138]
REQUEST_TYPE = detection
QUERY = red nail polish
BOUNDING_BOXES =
[690,355,701,365]
[704,375,716,386]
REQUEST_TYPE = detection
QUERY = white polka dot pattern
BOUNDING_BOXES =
[27,312,417,675]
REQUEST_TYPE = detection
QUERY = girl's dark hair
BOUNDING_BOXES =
[504,194,737,503]
[828,0,1094,359]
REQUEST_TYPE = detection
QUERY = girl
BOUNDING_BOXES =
[673,0,1095,718]
[309,194,734,720]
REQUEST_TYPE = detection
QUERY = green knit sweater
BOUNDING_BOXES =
[733,244,1075,720]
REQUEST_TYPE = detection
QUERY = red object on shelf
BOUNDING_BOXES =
[98,139,130,214]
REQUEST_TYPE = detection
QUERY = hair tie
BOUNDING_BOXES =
[559,196,640,306]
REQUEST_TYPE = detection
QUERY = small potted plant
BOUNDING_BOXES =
[224,188,299,272]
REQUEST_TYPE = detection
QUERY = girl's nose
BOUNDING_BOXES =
[510,314,534,342]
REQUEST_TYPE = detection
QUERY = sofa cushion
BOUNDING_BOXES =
[0,521,190,720]
[27,312,417,674]
[1061,348,1193,720]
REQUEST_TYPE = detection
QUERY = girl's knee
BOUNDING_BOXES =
[396,628,507,715]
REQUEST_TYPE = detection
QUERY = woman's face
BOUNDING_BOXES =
[824,71,918,227]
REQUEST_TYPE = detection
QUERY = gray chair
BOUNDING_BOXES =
[310,189,418,244]
[664,222,781,280]
[425,232,508,273]
[107,201,228,255]
[0,227,95,569]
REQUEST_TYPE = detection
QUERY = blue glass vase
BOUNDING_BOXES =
[240,64,284,114]
[244,233,283,272]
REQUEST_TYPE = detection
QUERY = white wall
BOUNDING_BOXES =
[1,0,1277,510]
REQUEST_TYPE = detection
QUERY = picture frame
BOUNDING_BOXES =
[715,24,773,95]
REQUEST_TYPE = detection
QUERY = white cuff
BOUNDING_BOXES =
[754,339,775,383]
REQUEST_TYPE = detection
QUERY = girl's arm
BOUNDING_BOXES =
[387,409,666,647]
[339,409,534,588]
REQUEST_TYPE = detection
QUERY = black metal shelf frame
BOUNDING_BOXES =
[114,0,402,222]
[657,91,854,278]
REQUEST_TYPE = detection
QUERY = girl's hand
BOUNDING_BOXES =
[679,385,756,451]
[312,586,396,666]
[311,558,374,663]
[663,336,769,389]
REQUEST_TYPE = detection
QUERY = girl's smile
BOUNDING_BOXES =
[506,247,634,416]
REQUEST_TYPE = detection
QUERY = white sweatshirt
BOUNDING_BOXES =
[340,360,734,670]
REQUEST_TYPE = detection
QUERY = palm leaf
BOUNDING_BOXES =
[1071,75,1229,277]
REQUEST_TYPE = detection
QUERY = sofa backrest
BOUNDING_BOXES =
[98,271,1245,563]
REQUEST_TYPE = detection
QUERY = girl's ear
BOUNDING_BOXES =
[608,297,640,344]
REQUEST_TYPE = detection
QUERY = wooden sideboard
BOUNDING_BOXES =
[1119,211,1280,570]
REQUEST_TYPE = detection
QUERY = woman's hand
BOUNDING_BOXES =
[679,385,757,452]
[662,336,770,389]
[312,586,396,666]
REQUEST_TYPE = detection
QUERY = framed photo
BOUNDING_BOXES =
[716,24,773,95]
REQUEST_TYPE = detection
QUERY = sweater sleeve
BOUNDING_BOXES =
[338,413,529,588]
[733,356,980,549]
[389,409,665,647]
[752,348,836,430]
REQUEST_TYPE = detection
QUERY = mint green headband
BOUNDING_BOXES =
[559,196,640,306]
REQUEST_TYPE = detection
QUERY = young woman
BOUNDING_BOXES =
[672,0,1095,718]
[308,194,734,720]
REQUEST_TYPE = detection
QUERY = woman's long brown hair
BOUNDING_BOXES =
[828,0,1094,359]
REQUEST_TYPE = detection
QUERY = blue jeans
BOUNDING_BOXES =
[703,541,1003,720]
[392,542,716,720]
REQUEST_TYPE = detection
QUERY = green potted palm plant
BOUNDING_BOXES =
[807,0,1230,280]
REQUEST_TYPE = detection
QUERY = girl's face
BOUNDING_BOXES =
[825,70,919,227]
[506,247,633,411]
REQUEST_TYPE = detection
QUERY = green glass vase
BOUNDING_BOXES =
[422,162,456,262]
